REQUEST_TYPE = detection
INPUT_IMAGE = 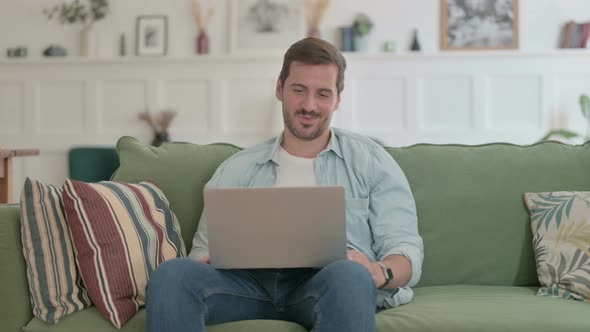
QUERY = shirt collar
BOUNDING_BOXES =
[326,128,344,159]
[256,128,343,165]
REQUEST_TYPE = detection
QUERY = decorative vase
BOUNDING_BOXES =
[80,25,98,57]
[353,34,369,52]
[119,33,126,57]
[151,132,170,147]
[383,41,396,53]
[196,30,209,55]
[307,27,321,39]
[339,26,354,52]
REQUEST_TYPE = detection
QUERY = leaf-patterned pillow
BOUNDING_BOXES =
[524,191,590,302]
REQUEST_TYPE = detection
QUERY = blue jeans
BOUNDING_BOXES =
[146,258,377,332]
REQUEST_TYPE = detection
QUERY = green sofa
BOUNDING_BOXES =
[1,137,589,332]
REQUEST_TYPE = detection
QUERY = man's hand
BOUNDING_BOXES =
[347,249,385,288]
[197,256,210,264]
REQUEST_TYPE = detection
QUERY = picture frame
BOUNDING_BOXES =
[136,15,168,56]
[229,0,305,55]
[440,0,519,51]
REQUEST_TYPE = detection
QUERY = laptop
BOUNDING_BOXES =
[204,186,347,269]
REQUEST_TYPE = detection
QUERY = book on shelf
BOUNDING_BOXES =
[562,20,590,49]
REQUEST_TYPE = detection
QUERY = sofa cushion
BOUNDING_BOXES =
[376,285,590,331]
[24,286,590,332]
[62,179,186,328]
[20,178,91,324]
[111,137,241,250]
[387,142,590,287]
[524,191,590,302]
[23,308,308,332]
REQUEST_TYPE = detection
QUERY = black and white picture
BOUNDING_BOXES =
[441,0,519,50]
[230,0,304,54]
[145,26,158,47]
[136,16,168,56]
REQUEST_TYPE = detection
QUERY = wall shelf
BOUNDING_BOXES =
[1,49,590,65]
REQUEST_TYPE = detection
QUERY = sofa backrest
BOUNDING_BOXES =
[112,137,590,288]
[387,142,590,287]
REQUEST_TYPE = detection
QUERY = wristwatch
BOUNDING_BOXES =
[376,261,394,289]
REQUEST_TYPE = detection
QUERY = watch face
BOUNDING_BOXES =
[385,268,394,281]
[378,261,394,283]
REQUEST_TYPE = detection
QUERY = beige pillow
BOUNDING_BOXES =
[524,191,590,302]
[20,177,91,324]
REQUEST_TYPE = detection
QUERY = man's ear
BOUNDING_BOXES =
[334,93,341,112]
[275,79,283,101]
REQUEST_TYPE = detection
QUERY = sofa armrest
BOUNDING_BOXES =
[0,204,33,332]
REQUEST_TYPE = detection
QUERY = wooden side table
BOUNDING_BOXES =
[0,148,40,204]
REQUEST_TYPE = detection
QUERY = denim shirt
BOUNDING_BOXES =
[190,128,424,308]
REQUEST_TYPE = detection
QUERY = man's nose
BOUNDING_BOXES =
[302,94,317,111]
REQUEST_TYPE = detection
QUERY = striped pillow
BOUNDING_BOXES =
[20,178,91,324]
[62,179,186,328]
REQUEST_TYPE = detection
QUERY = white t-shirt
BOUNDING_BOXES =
[275,146,317,187]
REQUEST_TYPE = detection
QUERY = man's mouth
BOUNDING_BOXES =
[298,114,318,125]
[296,111,320,122]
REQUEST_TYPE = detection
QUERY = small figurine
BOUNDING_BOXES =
[410,29,421,52]
[6,46,28,58]
[43,45,67,57]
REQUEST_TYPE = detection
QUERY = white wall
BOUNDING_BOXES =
[2,0,590,202]
[1,0,590,57]
[3,52,590,202]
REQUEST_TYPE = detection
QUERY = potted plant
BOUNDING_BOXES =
[190,0,217,55]
[352,13,373,52]
[304,0,331,39]
[541,94,590,142]
[44,0,110,56]
[138,110,178,147]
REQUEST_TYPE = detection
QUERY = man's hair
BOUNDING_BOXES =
[279,38,347,95]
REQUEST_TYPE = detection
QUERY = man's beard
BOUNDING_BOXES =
[283,108,329,141]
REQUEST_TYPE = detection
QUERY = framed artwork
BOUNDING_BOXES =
[440,0,519,50]
[229,0,305,54]
[136,15,168,56]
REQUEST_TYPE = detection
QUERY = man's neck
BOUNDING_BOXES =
[281,129,331,158]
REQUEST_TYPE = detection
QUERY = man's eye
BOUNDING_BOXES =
[293,89,303,94]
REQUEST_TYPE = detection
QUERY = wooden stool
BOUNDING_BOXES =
[0,148,40,204]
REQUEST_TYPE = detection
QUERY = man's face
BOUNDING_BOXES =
[276,61,341,141]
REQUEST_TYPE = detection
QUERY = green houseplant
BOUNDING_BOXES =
[44,0,109,25]
[43,0,110,56]
[352,13,373,52]
[541,94,590,142]
[353,13,373,37]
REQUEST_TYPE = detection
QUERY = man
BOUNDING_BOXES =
[147,38,423,332]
